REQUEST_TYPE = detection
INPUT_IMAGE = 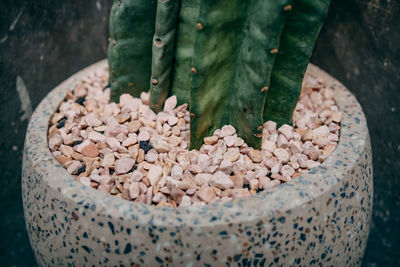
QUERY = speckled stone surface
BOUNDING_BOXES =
[22,60,373,266]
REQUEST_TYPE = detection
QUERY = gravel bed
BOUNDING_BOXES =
[48,65,341,207]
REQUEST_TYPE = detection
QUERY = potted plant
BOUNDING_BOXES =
[22,0,373,266]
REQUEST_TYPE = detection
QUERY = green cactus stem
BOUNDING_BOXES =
[263,0,331,126]
[108,0,157,102]
[149,0,181,112]
[170,0,201,105]
[189,0,292,149]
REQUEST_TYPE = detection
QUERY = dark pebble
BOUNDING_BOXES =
[77,165,86,175]
[76,97,86,106]
[242,184,250,190]
[109,169,115,175]
[102,83,110,91]
[129,165,137,173]
[139,141,153,153]
[73,140,83,146]
[57,117,67,129]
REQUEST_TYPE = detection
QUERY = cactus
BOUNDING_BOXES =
[108,0,330,149]
[108,0,157,102]
[263,0,331,126]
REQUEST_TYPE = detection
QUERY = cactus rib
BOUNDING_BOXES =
[149,0,181,112]
[263,0,331,126]
[170,0,201,105]
[108,0,157,102]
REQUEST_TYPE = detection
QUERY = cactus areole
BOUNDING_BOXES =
[108,0,331,149]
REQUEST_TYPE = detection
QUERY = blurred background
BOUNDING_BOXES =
[0,0,398,266]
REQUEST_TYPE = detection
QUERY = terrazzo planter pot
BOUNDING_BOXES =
[22,60,373,266]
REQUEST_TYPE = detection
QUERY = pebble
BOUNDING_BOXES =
[148,165,163,186]
[273,148,290,163]
[264,121,277,134]
[49,133,62,151]
[78,140,99,157]
[248,149,263,163]
[88,131,106,142]
[106,137,120,152]
[289,140,302,154]
[122,134,137,147]
[67,161,83,175]
[229,188,251,198]
[144,149,158,163]
[204,135,218,145]
[230,174,244,188]
[137,131,150,141]
[179,195,192,207]
[84,115,102,127]
[49,67,341,207]
[278,124,293,140]
[188,165,202,174]
[262,140,275,152]
[331,112,342,123]
[128,120,141,133]
[171,164,183,178]
[102,153,115,167]
[249,179,259,190]
[219,125,236,137]
[197,187,216,203]
[209,171,234,189]
[280,165,295,177]
[223,147,240,162]
[150,135,169,153]
[116,113,131,123]
[223,136,236,147]
[234,137,244,147]
[129,182,140,199]
[164,95,177,111]
[115,158,135,174]
[194,173,212,186]
[168,116,178,126]
[276,134,289,148]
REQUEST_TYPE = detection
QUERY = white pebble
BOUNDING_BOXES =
[219,125,236,137]
[209,171,234,189]
[88,131,106,142]
[223,136,236,147]
[145,149,158,163]
[106,137,120,152]
[194,173,212,186]
[280,165,295,177]
[273,148,290,163]
[137,131,150,141]
[115,158,135,174]
[129,182,140,199]
[278,124,293,140]
[179,195,192,207]
[164,95,177,111]
[148,165,163,186]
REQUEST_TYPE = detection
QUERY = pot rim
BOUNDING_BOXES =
[24,59,369,228]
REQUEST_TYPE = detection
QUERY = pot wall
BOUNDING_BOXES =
[22,60,373,266]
